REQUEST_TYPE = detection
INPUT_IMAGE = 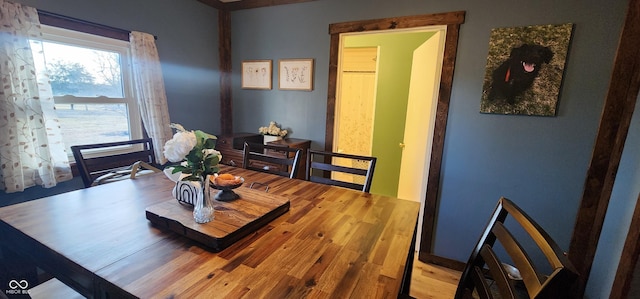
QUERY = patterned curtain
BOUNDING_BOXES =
[130,31,173,165]
[0,0,72,193]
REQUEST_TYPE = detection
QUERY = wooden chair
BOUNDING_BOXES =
[455,197,578,299]
[242,142,302,179]
[71,138,160,188]
[305,149,377,192]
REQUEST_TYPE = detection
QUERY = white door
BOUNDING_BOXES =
[397,30,445,201]
[397,29,446,250]
[334,47,378,184]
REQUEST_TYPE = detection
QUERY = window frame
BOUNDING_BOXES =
[36,24,143,159]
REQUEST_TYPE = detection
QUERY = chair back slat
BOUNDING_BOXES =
[309,175,365,191]
[242,142,302,179]
[493,222,543,297]
[309,161,369,176]
[305,149,377,192]
[479,244,517,299]
[454,197,578,299]
[82,151,154,173]
[71,138,158,188]
[502,202,569,269]
[470,266,493,299]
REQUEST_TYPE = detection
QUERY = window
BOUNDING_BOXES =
[30,25,142,158]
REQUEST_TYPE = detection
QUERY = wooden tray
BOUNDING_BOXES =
[145,187,290,252]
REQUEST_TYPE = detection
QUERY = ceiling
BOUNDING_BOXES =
[198,0,317,11]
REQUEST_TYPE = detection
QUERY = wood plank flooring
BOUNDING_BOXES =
[29,253,460,299]
[410,254,462,299]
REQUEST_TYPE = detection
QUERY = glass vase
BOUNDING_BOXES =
[193,175,214,224]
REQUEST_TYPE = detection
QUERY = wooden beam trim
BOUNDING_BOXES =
[219,10,233,135]
[568,0,640,297]
[324,33,339,153]
[329,11,465,35]
[420,23,461,254]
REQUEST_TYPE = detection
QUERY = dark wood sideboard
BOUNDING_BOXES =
[215,133,310,179]
[215,133,262,167]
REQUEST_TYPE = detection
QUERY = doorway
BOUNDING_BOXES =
[335,29,445,199]
[325,12,465,259]
[335,29,447,249]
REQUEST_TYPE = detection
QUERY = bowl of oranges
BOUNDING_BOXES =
[210,173,244,201]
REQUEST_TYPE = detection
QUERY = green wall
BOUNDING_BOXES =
[344,32,435,196]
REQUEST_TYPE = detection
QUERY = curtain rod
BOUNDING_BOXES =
[37,10,157,41]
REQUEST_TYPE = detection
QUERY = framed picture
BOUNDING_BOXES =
[480,23,573,116]
[279,59,314,91]
[242,60,272,89]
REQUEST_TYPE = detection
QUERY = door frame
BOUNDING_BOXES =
[325,11,465,260]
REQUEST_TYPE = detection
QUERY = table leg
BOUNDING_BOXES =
[398,219,418,297]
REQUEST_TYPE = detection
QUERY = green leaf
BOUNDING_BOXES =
[171,166,188,173]
[203,137,217,149]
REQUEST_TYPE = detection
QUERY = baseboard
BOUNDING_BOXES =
[418,252,466,272]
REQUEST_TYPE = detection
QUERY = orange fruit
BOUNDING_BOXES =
[218,173,235,180]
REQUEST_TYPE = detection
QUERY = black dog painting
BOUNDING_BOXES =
[480,24,573,116]
[488,44,553,104]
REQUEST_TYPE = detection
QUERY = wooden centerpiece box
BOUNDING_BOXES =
[146,187,291,252]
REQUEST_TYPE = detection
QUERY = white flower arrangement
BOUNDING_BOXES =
[258,121,288,137]
[163,123,221,181]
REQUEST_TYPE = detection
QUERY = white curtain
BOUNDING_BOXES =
[130,31,173,165]
[0,0,72,193]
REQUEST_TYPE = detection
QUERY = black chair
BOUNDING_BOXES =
[305,149,377,192]
[454,197,578,299]
[242,142,302,179]
[71,138,160,188]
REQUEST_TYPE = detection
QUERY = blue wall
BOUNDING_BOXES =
[1,0,637,297]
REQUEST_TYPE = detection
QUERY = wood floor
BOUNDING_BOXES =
[30,253,460,299]
[409,254,462,299]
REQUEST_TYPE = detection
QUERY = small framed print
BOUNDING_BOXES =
[241,60,272,89]
[279,59,314,91]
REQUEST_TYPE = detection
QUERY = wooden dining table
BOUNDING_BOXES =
[0,165,420,298]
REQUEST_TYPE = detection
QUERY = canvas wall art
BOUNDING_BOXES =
[480,23,573,116]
